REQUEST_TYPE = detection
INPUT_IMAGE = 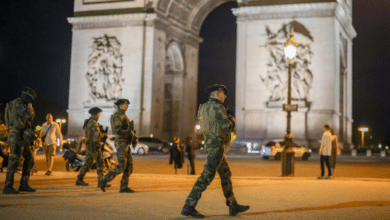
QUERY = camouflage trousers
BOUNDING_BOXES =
[102,139,133,188]
[185,142,235,207]
[77,145,104,181]
[5,132,34,187]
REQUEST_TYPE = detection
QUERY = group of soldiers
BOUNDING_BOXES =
[1,84,250,218]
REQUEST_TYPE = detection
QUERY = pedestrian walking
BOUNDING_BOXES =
[40,113,63,176]
[3,87,38,194]
[169,137,184,174]
[329,128,340,175]
[181,84,250,218]
[30,127,42,175]
[75,107,108,187]
[318,124,332,179]
[99,99,138,193]
[185,135,196,175]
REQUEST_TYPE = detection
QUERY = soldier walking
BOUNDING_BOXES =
[181,84,250,218]
[3,87,38,194]
[75,107,108,187]
[99,99,138,193]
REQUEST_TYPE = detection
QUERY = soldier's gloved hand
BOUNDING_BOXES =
[128,130,135,139]
[131,136,138,149]
[228,115,236,131]
[228,115,235,123]
[101,133,108,142]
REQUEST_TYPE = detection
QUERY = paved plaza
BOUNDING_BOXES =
[1,154,390,219]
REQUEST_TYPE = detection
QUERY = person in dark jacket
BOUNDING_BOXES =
[185,135,196,175]
[170,137,184,171]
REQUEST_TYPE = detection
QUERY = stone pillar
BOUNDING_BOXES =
[233,2,356,148]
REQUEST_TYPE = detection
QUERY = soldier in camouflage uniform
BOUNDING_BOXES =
[75,107,108,187]
[181,84,250,218]
[99,99,138,193]
[3,87,38,194]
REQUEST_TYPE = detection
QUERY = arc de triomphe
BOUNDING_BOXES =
[67,0,356,149]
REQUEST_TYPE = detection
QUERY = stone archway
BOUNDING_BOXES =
[68,0,355,148]
[162,42,185,141]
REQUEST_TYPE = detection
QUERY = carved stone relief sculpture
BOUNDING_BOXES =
[85,34,124,106]
[261,21,314,102]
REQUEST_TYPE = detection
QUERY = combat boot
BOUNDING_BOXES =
[3,172,19,194]
[97,182,111,189]
[99,179,107,192]
[75,178,89,186]
[19,183,36,192]
[181,204,204,218]
[3,186,19,194]
[119,186,134,193]
[19,176,36,192]
[229,201,250,216]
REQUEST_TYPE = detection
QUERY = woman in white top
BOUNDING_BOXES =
[318,124,332,179]
[40,113,63,176]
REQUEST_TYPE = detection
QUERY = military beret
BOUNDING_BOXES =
[88,107,102,115]
[205,84,228,94]
[114,99,130,106]
[22,86,37,99]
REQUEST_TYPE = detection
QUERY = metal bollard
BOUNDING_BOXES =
[366,149,372,157]
[351,149,357,157]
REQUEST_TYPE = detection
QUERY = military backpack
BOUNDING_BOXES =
[4,100,15,127]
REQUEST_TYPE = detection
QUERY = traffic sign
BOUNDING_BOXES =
[283,104,298,112]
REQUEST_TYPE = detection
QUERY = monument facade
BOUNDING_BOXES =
[67,0,355,148]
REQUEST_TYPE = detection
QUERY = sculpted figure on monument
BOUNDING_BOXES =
[86,35,124,104]
[261,21,314,102]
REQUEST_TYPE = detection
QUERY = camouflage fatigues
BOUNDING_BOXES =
[5,98,35,188]
[102,109,134,189]
[185,98,235,207]
[77,116,105,181]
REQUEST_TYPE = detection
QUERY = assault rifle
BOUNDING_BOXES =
[226,105,236,132]
[128,120,138,148]
[225,105,236,145]
[99,125,108,151]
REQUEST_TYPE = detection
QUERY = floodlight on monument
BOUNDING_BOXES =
[284,29,298,60]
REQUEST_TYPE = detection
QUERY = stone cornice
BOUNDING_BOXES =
[68,13,157,29]
[232,2,356,39]
[232,2,338,21]
[335,3,356,39]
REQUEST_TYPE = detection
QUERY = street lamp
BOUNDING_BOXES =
[359,127,369,148]
[56,118,67,129]
[281,29,298,177]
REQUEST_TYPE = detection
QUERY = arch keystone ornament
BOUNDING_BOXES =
[68,0,355,149]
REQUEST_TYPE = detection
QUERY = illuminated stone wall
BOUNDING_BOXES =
[68,0,355,148]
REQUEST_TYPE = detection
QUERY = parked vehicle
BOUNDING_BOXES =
[260,139,312,160]
[138,137,169,154]
[106,135,149,155]
[227,139,266,154]
[63,143,117,172]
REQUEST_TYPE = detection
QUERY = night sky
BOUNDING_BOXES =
[0,0,389,144]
